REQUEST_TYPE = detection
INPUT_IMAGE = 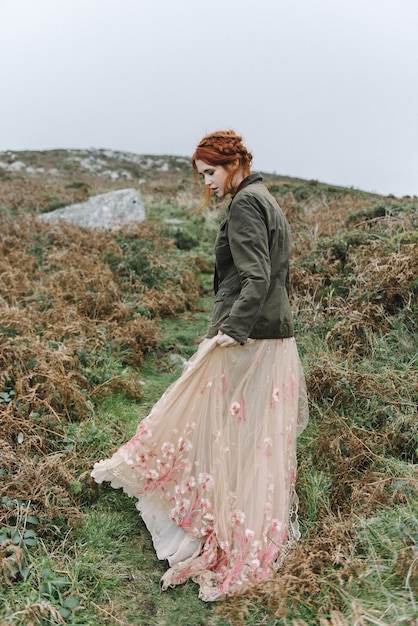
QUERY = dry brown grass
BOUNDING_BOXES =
[0,209,201,531]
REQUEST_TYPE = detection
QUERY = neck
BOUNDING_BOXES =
[231,171,247,192]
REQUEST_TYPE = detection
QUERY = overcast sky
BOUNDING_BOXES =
[1,0,417,197]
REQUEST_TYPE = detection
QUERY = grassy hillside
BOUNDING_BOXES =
[0,149,417,625]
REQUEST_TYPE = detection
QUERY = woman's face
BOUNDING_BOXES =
[194,160,230,198]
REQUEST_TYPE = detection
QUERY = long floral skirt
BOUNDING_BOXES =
[91,336,309,601]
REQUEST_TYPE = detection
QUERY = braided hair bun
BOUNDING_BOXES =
[193,130,252,169]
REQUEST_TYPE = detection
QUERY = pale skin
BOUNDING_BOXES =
[194,159,246,348]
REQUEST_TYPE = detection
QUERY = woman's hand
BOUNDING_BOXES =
[216,331,238,348]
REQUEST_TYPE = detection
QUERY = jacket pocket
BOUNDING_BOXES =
[214,276,241,302]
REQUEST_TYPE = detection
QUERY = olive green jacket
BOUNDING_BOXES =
[207,173,294,344]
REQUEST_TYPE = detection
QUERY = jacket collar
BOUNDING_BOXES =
[234,172,263,195]
[226,173,263,212]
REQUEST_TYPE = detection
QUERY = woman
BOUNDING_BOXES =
[91,130,309,601]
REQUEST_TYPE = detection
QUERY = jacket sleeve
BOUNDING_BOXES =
[218,194,271,343]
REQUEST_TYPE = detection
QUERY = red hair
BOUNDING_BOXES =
[192,130,253,209]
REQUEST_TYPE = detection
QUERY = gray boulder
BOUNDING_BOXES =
[40,188,145,230]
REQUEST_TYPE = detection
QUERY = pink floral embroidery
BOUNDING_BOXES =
[220,374,229,394]
[232,510,246,526]
[198,472,214,492]
[230,402,240,415]
[178,459,192,472]
[161,441,175,458]
[137,424,152,439]
[200,498,211,510]
[231,399,246,423]
[177,499,191,517]
[178,436,193,452]
[199,376,214,394]
[212,430,221,443]
[263,437,273,457]
[93,336,307,601]
[174,484,186,497]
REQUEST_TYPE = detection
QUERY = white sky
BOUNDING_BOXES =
[1,0,417,196]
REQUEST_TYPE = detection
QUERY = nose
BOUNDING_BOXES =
[204,175,212,187]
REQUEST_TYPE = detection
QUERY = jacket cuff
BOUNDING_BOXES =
[219,320,249,345]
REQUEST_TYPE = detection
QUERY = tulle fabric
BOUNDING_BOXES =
[91,336,309,601]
